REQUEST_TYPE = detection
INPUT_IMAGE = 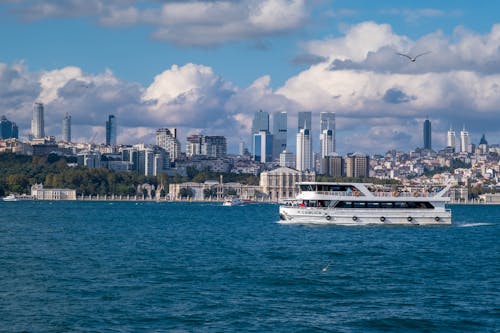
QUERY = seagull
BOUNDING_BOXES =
[396,51,431,62]
[322,260,333,272]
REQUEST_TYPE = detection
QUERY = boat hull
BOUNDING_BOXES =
[279,206,451,226]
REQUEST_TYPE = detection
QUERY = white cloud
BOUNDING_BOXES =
[9,0,309,46]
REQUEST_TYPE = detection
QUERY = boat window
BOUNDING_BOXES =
[366,202,380,209]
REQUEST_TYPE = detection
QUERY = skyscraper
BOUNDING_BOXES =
[296,127,312,171]
[0,115,17,139]
[298,111,312,131]
[106,115,117,146]
[423,118,431,150]
[272,111,287,159]
[251,110,269,134]
[31,102,45,139]
[460,126,472,153]
[62,113,71,142]
[156,128,181,161]
[319,112,335,157]
[446,126,456,151]
[252,130,273,163]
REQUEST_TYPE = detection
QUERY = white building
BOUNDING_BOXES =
[447,126,456,151]
[31,183,76,200]
[62,112,71,142]
[460,126,472,153]
[279,150,295,168]
[320,129,335,158]
[296,128,312,171]
[260,167,315,202]
[156,128,181,161]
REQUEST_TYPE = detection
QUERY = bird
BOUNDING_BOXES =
[322,260,333,272]
[396,51,431,62]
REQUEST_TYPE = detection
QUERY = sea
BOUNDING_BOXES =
[0,201,498,333]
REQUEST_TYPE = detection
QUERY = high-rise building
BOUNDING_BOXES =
[202,136,227,158]
[106,115,117,146]
[423,118,431,150]
[279,150,295,168]
[156,128,181,161]
[446,126,456,151]
[186,134,203,157]
[346,153,369,178]
[31,102,45,139]
[296,127,312,171]
[272,111,287,160]
[0,115,18,139]
[319,112,335,157]
[460,126,472,153]
[252,130,273,163]
[62,113,71,142]
[252,110,269,134]
[320,154,344,177]
[298,111,312,131]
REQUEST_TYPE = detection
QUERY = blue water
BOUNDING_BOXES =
[0,202,498,332]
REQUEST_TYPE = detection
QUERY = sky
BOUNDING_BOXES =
[1,0,499,155]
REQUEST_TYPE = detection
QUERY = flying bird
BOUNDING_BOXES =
[396,51,431,62]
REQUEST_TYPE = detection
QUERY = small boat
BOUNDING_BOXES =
[279,182,451,225]
[2,193,35,201]
[223,197,245,206]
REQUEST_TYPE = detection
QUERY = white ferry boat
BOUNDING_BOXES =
[279,182,451,225]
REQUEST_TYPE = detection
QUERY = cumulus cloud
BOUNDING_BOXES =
[2,20,500,153]
[7,0,309,46]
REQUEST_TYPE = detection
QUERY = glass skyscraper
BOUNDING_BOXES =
[320,112,335,157]
[62,113,71,142]
[31,102,45,139]
[423,118,431,150]
[298,111,312,131]
[106,115,117,146]
[272,111,287,159]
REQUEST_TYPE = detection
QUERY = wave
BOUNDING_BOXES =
[456,222,494,227]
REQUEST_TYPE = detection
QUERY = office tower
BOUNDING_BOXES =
[460,126,472,153]
[252,110,269,134]
[106,115,117,146]
[298,111,312,131]
[186,134,203,157]
[252,110,269,154]
[31,102,45,139]
[319,112,335,156]
[320,154,344,177]
[0,115,16,139]
[446,126,456,151]
[252,130,273,163]
[272,111,287,159]
[156,128,181,161]
[202,136,227,158]
[62,113,71,142]
[11,123,18,139]
[478,134,488,154]
[423,118,431,150]
[279,150,295,168]
[346,153,369,178]
[296,127,312,171]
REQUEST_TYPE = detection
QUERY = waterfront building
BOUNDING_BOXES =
[272,111,287,160]
[460,126,472,153]
[31,183,76,200]
[252,130,273,163]
[298,111,312,131]
[296,127,312,171]
[0,116,18,139]
[31,102,45,139]
[259,167,315,202]
[279,150,295,168]
[156,128,181,161]
[62,113,71,142]
[423,118,431,150]
[105,115,117,146]
[346,153,370,178]
[446,126,456,151]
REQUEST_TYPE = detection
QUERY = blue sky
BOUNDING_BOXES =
[1,0,499,154]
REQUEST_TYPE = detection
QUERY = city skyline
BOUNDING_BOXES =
[0,1,499,154]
